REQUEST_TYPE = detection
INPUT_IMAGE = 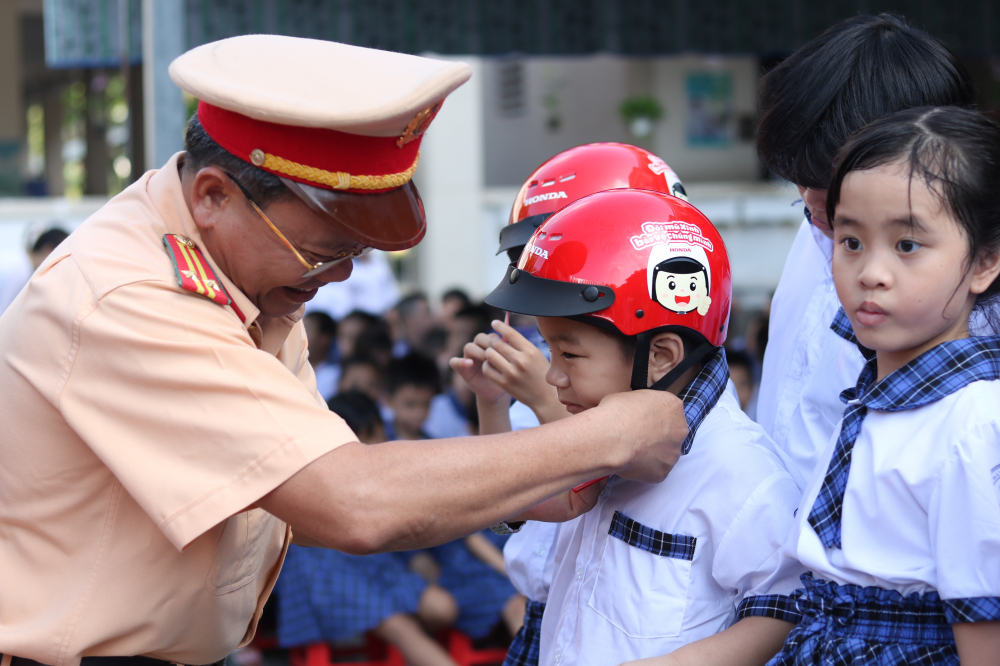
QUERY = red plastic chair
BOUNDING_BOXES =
[289,629,507,666]
[444,629,509,666]
[289,638,405,666]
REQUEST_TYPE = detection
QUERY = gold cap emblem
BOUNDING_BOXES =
[397,102,442,148]
[250,149,266,166]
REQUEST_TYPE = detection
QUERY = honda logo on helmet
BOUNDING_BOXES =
[525,243,549,260]
[524,191,568,206]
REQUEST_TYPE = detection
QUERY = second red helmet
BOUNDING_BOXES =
[498,142,687,261]
[486,189,731,348]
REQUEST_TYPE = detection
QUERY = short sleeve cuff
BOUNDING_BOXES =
[737,594,803,624]
[943,597,1000,623]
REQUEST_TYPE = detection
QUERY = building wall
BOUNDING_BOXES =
[482,53,760,187]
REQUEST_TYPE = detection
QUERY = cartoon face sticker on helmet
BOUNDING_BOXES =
[635,221,715,317]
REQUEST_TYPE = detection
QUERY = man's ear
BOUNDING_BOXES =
[186,166,238,232]
[647,331,685,387]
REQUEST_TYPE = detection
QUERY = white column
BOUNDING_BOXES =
[142,0,186,171]
[412,56,486,301]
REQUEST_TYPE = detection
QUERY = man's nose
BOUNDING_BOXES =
[315,258,354,284]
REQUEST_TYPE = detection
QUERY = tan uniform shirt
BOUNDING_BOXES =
[0,154,357,666]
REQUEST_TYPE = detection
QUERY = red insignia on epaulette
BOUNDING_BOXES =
[162,234,245,322]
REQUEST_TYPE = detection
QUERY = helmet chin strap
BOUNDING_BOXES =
[630,330,718,392]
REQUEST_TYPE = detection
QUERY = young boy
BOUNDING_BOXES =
[754,13,976,489]
[384,352,441,440]
[478,189,801,665]
[457,142,690,666]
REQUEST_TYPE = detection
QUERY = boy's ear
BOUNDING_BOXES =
[647,332,685,387]
[970,248,1000,295]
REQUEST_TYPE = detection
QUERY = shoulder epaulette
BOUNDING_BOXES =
[162,233,235,309]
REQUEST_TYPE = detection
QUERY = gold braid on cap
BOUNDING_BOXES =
[254,151,419,191]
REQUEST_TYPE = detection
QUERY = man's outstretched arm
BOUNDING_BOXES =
[260,389,687,553]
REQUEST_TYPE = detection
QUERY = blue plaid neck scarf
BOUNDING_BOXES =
[808,321,1000,549]
[676,347,730,454]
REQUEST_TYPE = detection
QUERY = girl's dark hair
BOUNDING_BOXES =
[827,106,1000,305]
[757,13,974,189]
[183,113,292,207]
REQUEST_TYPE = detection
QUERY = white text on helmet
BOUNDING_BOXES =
[630,221,714,252]
[525,242,549,260]
[524,191,568,206]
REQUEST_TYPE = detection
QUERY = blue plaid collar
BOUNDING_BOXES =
[842,334,1000,412]
[830,307,876,361]
[676,347,730,454]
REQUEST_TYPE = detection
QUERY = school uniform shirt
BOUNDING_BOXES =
[757,219,866,489]
[504,520,563,604]
[539,353,801,666]
[0,154,358,666]
[780,335,1000,615]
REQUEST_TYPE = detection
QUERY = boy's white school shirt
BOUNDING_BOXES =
[756,219,866,489]
[539,390,801,665]
[503,382,742,604]
[773,379,1000,602]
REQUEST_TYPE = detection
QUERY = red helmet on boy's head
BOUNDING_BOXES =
[486,189,731,348]
[497,143,687,261]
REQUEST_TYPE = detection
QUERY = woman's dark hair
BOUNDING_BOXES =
[327,390,384,440]
[827,106,1000,305]
[756,13,974,189]
[183,113,292,207]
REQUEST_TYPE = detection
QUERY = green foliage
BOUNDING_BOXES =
[619,96,664,123]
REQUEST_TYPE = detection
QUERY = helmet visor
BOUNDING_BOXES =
[281,177,426,252]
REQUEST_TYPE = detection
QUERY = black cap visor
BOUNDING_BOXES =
[485,263,615,317]
[496,213,553,256]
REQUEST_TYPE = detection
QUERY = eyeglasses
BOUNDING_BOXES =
[226,173,372,279]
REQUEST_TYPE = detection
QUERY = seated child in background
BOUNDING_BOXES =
[337,354,384,404]
[382,354,526,639]
[630,107,1000,666]
[473,189,800,665]
[383,352,440,440]
[276,391,461,666]
[302,311,340,400]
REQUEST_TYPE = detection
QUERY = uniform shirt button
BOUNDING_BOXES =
[792,368,803,379]
[576,568,584,580]
[555,652,562,663]
[535,546,546,555]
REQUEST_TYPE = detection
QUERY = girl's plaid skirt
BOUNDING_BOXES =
[502,599,544,666]
[767,573,957,666]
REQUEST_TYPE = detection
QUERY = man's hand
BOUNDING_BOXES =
[598,390,687,483]
[515,477,609,522]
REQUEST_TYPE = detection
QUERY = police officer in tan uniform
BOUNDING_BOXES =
[0,36,688,666]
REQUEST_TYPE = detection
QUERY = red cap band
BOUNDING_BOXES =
[198,101,424,194]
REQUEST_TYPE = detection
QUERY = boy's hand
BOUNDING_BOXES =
[599,390,688,483]
[476,320,569,424]
[449,342,508,405]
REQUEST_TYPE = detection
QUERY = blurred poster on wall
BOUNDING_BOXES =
[685,72,733,148]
